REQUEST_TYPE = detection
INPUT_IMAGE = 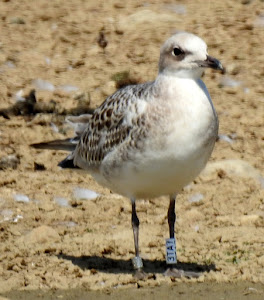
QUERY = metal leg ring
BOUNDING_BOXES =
[132,256,143,269]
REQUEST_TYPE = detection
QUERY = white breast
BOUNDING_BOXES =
[97,77,218,199]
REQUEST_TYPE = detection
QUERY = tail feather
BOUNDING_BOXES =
[31,138,77,152]
[30,113,92,169]
[31,113,92,152]
[58,156,79,169]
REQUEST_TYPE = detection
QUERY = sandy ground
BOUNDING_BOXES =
[4,282,264,300]
[0,0,264,296]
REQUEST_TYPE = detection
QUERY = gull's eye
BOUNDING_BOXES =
[172,48,183,56]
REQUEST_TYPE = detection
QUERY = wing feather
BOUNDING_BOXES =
[73,82,153,167]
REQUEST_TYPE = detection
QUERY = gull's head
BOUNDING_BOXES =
[159,32,224,79]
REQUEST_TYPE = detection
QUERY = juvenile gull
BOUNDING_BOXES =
[32,32,223,278]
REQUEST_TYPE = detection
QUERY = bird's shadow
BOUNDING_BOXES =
[57,253,216,275]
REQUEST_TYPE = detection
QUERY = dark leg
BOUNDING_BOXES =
[131,198,140,258]
[164,195,201,278]
[131,198,146,279]
[168,195,176,239]
[164,195,177,276]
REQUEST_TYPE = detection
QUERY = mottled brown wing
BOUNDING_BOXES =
[73,82,152,167]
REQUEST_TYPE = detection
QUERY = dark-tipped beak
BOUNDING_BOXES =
[198,55,224,72]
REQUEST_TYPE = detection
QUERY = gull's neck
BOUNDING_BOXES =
[154,71,202,91]
[152,69,208,105]
[157,68,204,80]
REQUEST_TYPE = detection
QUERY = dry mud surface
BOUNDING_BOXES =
[0,0,264,298]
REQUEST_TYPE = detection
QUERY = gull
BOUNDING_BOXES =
[32,31,223,278]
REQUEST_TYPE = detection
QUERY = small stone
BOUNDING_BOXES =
[54,196,69,207]
[13,194,30,203]
[219,76,242,88]
[188,193,204,204]
[32,78,55,92]
[14,90,25,102]
[73,187,99,200]
[0,209,13,221]
[13,215,23,223]
[218,134,234,144]
[194,225,200,232]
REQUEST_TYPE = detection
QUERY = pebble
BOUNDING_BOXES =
[188,193,204,204]
[73,187,99,200]
[55,221,77,227]
[219,76,242,88]
[45,57,51,65]
[32,78,55,92]
[0,209,13,222]
[218,134,234,144]
[13,194,30,203]
[194,225,200,232]
[14,89,25,102]
[13,215,23,223]
[32,79,79,93]
[54,196,70,207]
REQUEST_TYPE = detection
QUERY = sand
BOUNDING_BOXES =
[0,0,264,297]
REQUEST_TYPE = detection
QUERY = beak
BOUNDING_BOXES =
[198,55,224,72]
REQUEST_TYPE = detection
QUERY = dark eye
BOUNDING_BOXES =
[172,48,183,56]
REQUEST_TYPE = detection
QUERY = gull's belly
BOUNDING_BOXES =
[98,113,217,198]
[116,136,215,198]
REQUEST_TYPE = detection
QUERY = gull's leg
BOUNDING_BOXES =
[168,194,176,240]
[131,198,146,279]
[164,194,201,278]
[164,194,178,275]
